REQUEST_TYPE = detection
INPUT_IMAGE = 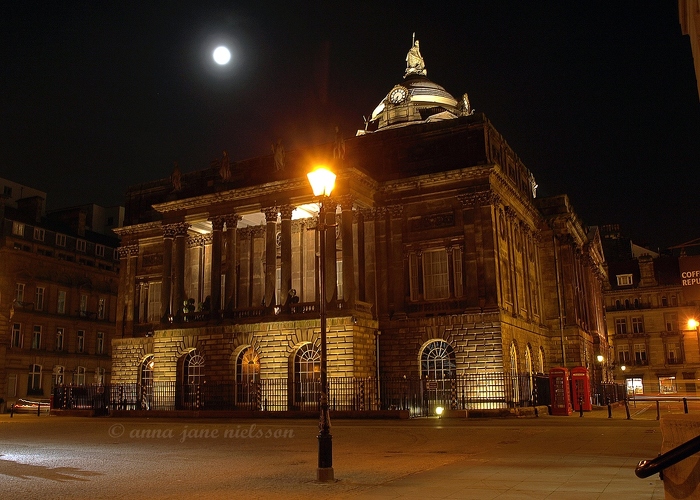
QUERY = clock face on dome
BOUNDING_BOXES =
[389,85,409,104]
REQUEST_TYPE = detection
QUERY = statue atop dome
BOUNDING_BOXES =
[405,34,426,77]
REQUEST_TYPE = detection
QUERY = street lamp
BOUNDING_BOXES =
[307,166,336,482]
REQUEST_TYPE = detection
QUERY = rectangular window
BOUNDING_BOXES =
[11,323,22,348]
[618,344,630,364]
[57,290,66,314]
[615,318,627,335]
[80,294,88,317]
[35,286,45,311]
[96,331,104,354]
[32,325,42,349]
[631,316,644,334]
[15,283,25,303]
[665,313,679,332]
[113,249,120,260]
[423,249,449,300]
[77,330,85,353]
[634,343,647,365]
[626,377,644,395]
[659,376,677,394]
[147,282,162,323]
[28,364,42,393]
[56,233,67,247]
[95,367,105,385]
[667,342,681,364]
[56,328,64,351]
[98,298,105,319]
[95,244,105,257]
[12,221,24,236]
[74,366,86,385]
[616,274,633,286]
[76,239,87,252]
[53,366,64,386]
[409,253,420,301]
[33,227,45,241]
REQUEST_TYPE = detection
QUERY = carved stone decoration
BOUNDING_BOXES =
[333,126,346,161]
[209,216,226,232]
[271,139,285,171]
[278,205,295,220]
[456,191,499,208]
[405,36,427,77]
[224,214,242,230]
[262,207,279,223]
[116,245,139,259]
[410,212,454,232]
[337,194,354,211]
[387,205,403,219]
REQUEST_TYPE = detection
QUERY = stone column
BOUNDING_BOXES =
[116,244,138,336]
[224,214,241,310]
[279,205,294,305]
[209,216,225,318]
[374,207,389,319]
[446,246,455,298]
[323,200,338,304]
[338,195,355,304]
[457,195,479,309]
[161,225,176,322]
[355,210,366,302]
[263,207,278,308]
[387,205,405,318]
[172,222,190,321]
[505,206,519,314]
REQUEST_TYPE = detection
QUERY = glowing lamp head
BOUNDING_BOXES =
[435,406,444,417]
[307,167,336,197]
[689,319,699,330]
[621,365,626,371]
[596,354,604,363]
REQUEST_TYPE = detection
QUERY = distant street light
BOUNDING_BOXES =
[307,166,336,482]
[212,46,231,65]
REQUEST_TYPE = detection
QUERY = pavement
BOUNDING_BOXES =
[0,403,675,499]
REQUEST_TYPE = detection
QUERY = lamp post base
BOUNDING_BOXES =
[317,467,335,482]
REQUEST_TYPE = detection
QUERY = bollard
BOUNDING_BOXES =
[608,402,612,419]
[656,401,660,420]
[10,404,13,418]
[534,407,539,417]
[625,399,631,420]
[684,398,689,414]
[579,396,584,417]
[37,403,41,417]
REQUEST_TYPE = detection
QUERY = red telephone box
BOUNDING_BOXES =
[549,367,572,416]
[571,366,592,411]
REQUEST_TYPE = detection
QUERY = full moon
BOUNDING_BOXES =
[213,46,231,65]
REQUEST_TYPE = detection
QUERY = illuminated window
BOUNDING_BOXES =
[12,221,24,236]
[96,331,104,354]
[28,364,42,393]
[33,227,45,241]
[32,325,42,349]
[421,340,456,380]
[147,282,162,322]
[618,344,631,364]
[665,313,679,332]
[294,343,320,407]
[423,249,449,300]
[95,244,105,257]
[11,323,22,348]
[631,317,644,334]
[53,366,64,386]
[634,343,647,365]
[74,366,86,385]
[626,377,643,395]
[95,367,105,385]
[184,351,205,385]
[77,330,85,353]
[76,239,87,252]
[15,283,25,303]
[659,376,677,394]
[615,318,627,335]
[616,274,633,286]
[56,328,64,351]
[97,298,105,319]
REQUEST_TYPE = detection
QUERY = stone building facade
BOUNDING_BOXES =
[0,181,121,408]
[111,43,609,411]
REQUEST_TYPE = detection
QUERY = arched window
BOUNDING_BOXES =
[293,343,320,409]
[236,348,260,407]
[539,347,546,373]
[52,365,64,387]
[184,351,205,385]
[509,343,520,404]
[420,340,455,380]
[140,355,154,410]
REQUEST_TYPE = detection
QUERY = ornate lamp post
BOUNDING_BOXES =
[307,166,336,482]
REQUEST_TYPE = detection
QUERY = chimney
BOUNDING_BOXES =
[638,254,657,287]
[16,196,44,223]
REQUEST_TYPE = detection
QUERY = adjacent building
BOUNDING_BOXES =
[602,224,699,395]
[0,178,122,409]
[110,42,609,413]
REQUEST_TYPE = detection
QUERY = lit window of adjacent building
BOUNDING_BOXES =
[11,323,22,348]
[626,377,643,395]
[77,330,85,353]
[56,233,67,247]
[616,274,633,286]
[32,325,42,349]
[615,318,627,335]
[659,377,677,394]
[56,328,64,351]
[33,227,45,241]
[634,343,647,365]
[96,331,104,355]
[98,298,105,320]
[76,239,87,252]
[95,244,105,257]
[631,316,644,334]
[35,286,45,311]
[665,313,679,332]
[28,364,42,393]
[57,290,66,314]
[15,283,25,303]
[80,294,88,317]
[74,366,86,385]
[12,221,24,236]
[618,344,631,364]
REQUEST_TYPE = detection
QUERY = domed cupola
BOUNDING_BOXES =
[360,38,474,134]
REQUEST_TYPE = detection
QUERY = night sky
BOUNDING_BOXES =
[1,2,698,250]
